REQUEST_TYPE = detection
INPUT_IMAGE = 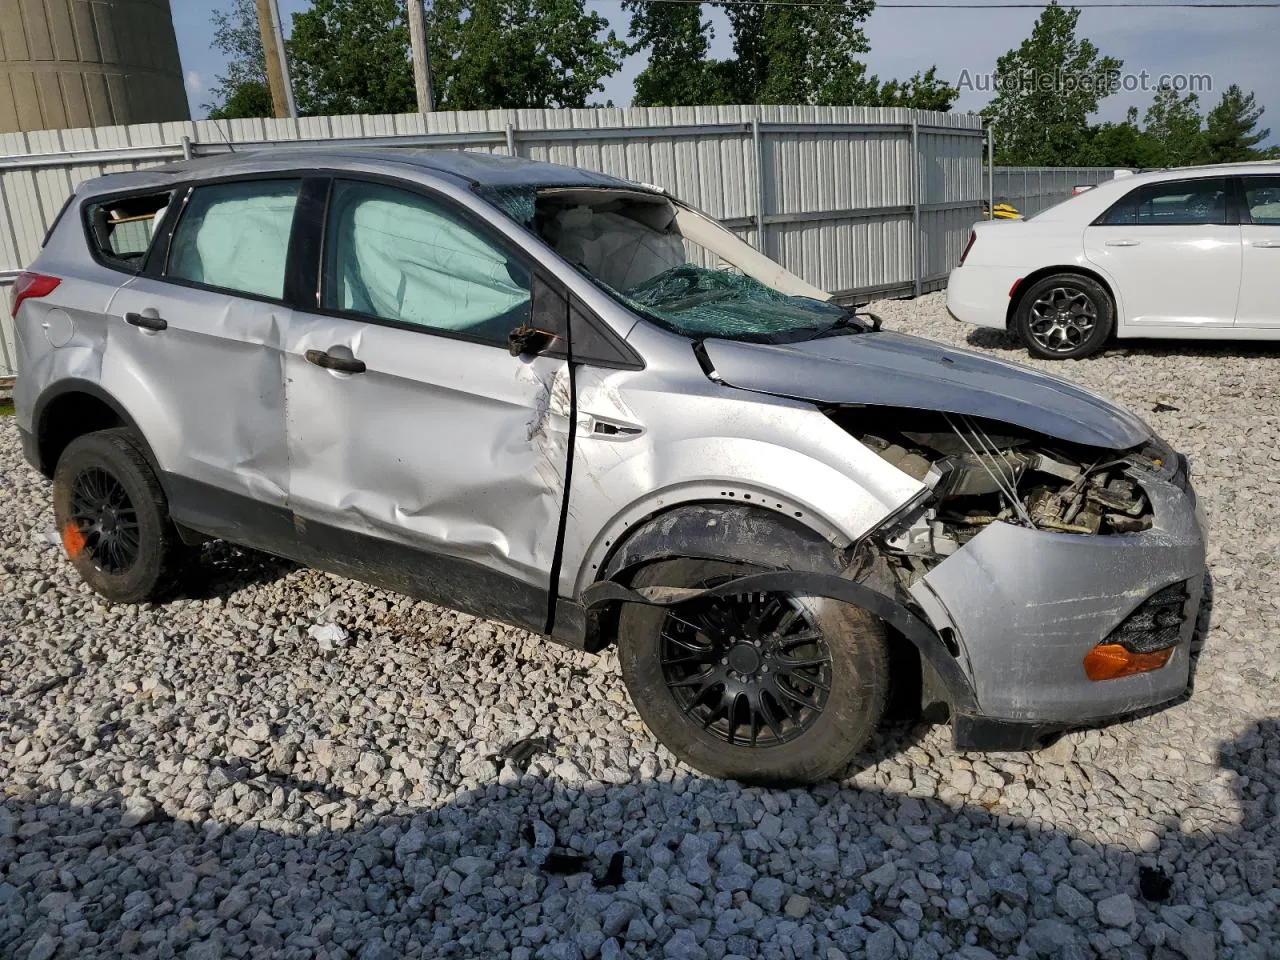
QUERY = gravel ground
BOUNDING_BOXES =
[3,292,1279,960]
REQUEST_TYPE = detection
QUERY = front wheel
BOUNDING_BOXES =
[1014,273,1114,360]
[617,559,889,785]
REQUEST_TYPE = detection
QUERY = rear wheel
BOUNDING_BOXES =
[52,428,187,603]
[617,558,889,785]
[1014,273,1114,360]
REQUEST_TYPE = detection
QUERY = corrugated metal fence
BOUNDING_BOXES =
[0,104,986,378]
[991,166,1121,218]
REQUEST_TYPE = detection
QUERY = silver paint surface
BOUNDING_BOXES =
[701,330,1153,449]
[15,148,1207,734]
[910,476,1206,722]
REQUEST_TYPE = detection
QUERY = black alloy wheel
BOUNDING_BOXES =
[659,585,833,747]
[617,558,890,785]
[66,465,142,575]
[52,428,189,603]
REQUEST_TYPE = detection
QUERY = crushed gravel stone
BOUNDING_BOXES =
[2,292,1279,959]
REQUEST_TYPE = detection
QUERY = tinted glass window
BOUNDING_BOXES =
[168,180,301,299]
[1099,178,1229,227]
[322,179,531,344]
[1244,176,1280,225]
[86,191,172,267]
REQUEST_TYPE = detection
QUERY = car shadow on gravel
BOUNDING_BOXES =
[3,717,1275,959]
[173,542,300,602]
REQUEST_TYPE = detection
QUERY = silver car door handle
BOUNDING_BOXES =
[1252,239,1280,248]
[1104,239,1140,247]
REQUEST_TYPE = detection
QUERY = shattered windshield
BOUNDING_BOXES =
[617,265,848,341]
[478,184,860,343]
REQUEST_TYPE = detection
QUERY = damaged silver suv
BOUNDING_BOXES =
[15,149,1206,785]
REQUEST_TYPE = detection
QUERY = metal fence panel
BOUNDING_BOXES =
[0,105,987,378]
[990,166,1120,218]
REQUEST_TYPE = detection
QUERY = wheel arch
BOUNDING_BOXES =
[579,500,976,717]
[1005,265,1120,332]
[31,379,150,479]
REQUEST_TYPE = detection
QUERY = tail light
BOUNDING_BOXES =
[958,231,977,266]
[11,271,61,319]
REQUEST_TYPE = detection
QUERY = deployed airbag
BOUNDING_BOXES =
[328,180,531,335]
[169,181,301,299]
[547,206,685,292]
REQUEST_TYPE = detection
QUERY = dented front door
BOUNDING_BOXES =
[282,176,571,632]
[281,320,570,631]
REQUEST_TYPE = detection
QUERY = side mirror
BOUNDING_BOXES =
[508,324,560,357]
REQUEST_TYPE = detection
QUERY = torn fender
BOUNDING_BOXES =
[582,570,978,715]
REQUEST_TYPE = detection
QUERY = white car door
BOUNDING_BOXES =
[1083,176,1241,329]
[1237,175,1280,328]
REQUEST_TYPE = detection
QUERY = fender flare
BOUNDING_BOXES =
[584,568,978,716]
[596,502,851,583]
[30,378,151,476]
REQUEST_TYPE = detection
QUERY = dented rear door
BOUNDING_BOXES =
[281,176,571,633]
[102,178,301,515]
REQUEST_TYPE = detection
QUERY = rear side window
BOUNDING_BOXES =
[321,179,531,345]
[167,179,302,299]
[85,191,173,267]
[1097,178,1229,227]
[1243,176,1280,225]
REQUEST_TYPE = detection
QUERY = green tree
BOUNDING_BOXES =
[623,1,729,107]
[1202,84,1274,162]
[982,1,1122,165]
[1142,84,1204,166]
[430,0,626,109]
[205,0,272,119]
[625,0,949,109]
[869,68,959,112]
[1080,108,1163,168]
[722,0,876,104]
[288,0,416,115]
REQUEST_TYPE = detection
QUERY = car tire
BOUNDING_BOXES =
[1014,273,1114,360]
[52,428,187,604]
[617,558,889,785]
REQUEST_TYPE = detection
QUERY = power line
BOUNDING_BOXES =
[617,0,1280,7]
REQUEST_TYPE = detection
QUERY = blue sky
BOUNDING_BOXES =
[173,0,1279,145]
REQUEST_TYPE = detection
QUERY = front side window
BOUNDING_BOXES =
[86,191,172,267]
[1098,178,1229,227]
[322,179,531,344]
[167,179,302,299]
[1243,176,1280,225]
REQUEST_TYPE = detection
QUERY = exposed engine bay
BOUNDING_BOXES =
[827,408,1160,579]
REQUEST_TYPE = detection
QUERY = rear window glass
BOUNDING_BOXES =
[1097,178,1229,227]
[85,191,173,267]
[1243,176,1280,225]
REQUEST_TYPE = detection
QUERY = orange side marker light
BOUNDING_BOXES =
[1083,644,1173,682]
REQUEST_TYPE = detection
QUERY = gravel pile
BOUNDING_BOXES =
[3,292,1279,960]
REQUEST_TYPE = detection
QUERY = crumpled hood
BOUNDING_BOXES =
[701,330,1152,449]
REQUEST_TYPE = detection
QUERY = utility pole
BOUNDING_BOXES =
[407,0,435,113]
[256,0,297,119]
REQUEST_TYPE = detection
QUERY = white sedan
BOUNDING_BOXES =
[947,162,1280,359]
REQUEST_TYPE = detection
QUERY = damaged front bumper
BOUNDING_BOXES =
[583,467,1205,754]
[910,472,1206,733]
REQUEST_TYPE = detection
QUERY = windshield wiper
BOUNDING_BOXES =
[815,310,881,338]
